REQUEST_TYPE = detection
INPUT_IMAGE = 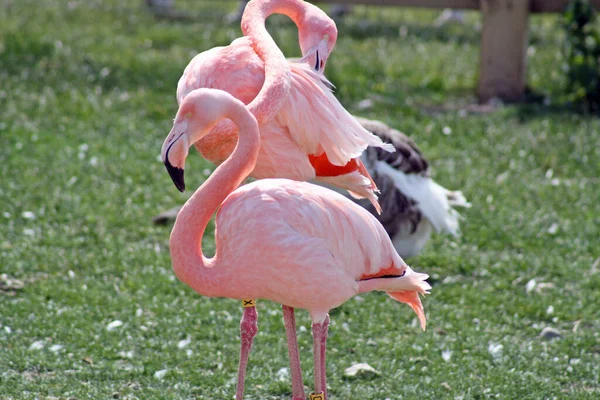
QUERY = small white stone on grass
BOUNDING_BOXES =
[118,350,134,359]
[590,257,599,275]
[135,308,143,317]
[546,305,554,315]
[495,171,509,184]
[525,279,537,293]
[177,338,191,349]
[106,320,123,331]
[343,363,380,378]
[22,211,35,220]
[67,176,78,187]
[50,344,64,353]
[68,270,75,279]
[442,349,452,362]
[218,310,232,322]
[29,340,45,351]
[276,367,289,382]
[488,342,503,359]
[154,369,169,379]
[442,126,452,135]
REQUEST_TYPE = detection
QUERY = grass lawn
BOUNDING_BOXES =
[1,0,599,398]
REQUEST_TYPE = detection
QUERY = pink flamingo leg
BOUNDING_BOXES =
[311,325,322,397]
[311,315,330,399]
[236,301,258,400]
[318,315,330,397]
[282,305,305,400]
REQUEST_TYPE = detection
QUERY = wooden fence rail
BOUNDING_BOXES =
[318,0,600,102]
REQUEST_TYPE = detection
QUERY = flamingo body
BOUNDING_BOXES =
[211,179,425,322]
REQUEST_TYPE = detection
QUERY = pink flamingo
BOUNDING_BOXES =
[174,0,393,210]
[162,88,431,400]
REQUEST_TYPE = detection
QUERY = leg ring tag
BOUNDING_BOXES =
[242,299,256,308]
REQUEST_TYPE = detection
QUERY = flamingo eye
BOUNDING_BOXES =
[324,34,329,41]
[185,112,192,118]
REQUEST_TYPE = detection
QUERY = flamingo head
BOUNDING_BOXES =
[161,89,235,192]
[298,14,337,73]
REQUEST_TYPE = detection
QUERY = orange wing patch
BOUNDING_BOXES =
[308,153,377,190]
[309,153,360,176]
[359,264,406,281]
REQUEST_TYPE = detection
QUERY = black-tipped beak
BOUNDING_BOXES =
[164,159,185,193]
[164,133,187,192]
[314,50,320,71]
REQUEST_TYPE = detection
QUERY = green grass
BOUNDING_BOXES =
[1,1,599,398]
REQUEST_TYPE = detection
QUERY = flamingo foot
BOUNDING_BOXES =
[236,300,258,400]
[283,305,305,400]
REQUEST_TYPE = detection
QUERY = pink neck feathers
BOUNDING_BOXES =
[170,96,260,295]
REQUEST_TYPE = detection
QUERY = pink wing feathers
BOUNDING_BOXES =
[277,62,394,166]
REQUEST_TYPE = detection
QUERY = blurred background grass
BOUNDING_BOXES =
[1,0,599,398]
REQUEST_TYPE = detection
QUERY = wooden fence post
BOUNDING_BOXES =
[477,0,530,103]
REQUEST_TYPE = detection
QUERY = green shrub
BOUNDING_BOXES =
[563,0,600,112]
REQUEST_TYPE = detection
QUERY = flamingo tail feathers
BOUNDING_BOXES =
[388,291,427,331]
[357,269,430,330]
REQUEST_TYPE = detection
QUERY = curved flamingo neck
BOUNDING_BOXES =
[170,99,260,295]
[240,0,304,124]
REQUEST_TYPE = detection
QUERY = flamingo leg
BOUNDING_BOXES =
[236,300,258,400]
[311,315,330,399]
[319,315,329,397]
[282,305,305,400]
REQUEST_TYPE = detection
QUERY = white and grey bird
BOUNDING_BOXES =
[333,117,470,259]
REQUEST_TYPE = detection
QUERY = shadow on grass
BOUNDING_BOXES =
[337,19,480,45]
[514,101,599,121]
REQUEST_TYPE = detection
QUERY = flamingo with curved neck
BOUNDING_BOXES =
[163,88,430,400]
[173,0,392,206]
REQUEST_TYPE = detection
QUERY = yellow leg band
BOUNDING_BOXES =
[310,393,325,400]
[242,299,256,308]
